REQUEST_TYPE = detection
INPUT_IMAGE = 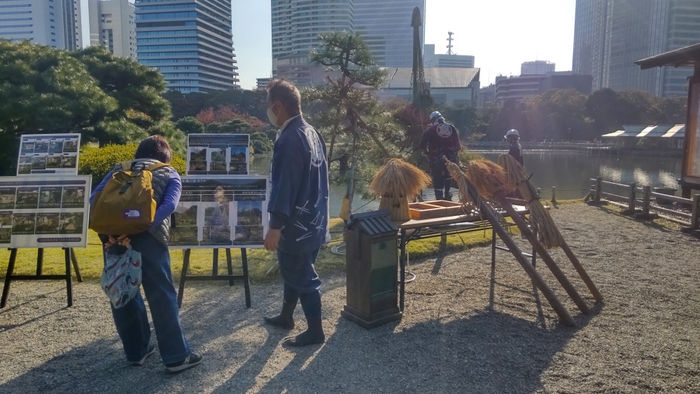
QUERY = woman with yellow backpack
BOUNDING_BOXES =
[90,135,202,373]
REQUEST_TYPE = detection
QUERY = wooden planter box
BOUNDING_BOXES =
[408,200,465,220]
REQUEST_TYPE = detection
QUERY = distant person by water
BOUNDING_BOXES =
[505,129,524,165]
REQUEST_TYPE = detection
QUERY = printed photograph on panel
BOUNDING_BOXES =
[34,140,49,154]
[229,162,247,175]
[175,205,198,226]
[0,188,16,209]
[59,212,83,234]
[233,225,264,245]
[169,227,199,246]
[204,204,229,226]
[49,140,63,154]
[0,212,12,227]
[21,142,35,154]
[230,146,247,164]
[17,157,32,175]
[208,148,227,173]
[15,187,39,209]
[35,213,60,234]
[0,228,10,244]
[237,200,263,226]
[46,156,62,168]
[12,213,36,234]
[189,147,207,172]
[202,225,232,245]
[60,155,77,169]
[62,139,78,153]
[61,187,85,208]
[39,187,62,209]
[31,156,46,170]
[170,203,198,246]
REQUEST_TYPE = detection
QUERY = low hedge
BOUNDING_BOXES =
[79,144,187,187]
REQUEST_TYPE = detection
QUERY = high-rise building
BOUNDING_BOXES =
[424,44,474,68]
[271,0,353,86]
[0,0,84,50]
[353,0,424,68]
[521,61,555,75]
[63,0,83,50]
[88,0,136,59]
[135,0,239,93]
[573,0,700,96]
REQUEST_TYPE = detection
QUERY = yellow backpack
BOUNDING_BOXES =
[90,161,169,235]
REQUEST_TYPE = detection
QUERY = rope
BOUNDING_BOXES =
[352,197,378,213]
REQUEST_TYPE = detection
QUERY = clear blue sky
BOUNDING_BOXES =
[231,0,576,90]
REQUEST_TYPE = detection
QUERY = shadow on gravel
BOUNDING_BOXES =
[0,277,602,394]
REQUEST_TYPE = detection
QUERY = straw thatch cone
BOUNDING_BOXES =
[370,158,431,221]
[498,154,564,249]
[463,159,514,199]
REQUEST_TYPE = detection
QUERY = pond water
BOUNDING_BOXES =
[251,151,682,216]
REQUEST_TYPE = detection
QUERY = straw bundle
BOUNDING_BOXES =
[443,156,473,206]
[370,158,431,221]
[464,159,514,199]
[498,154,564,249]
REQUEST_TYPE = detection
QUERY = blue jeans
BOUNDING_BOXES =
[277,249,322,320]
[108,233,191,365]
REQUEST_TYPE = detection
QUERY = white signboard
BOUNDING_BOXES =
[17,134,81,176]
[169,176,268,249]
[0,175,92,248]
[186,134,250,176]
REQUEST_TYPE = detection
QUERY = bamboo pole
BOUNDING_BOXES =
[559,240,604,303]
[464,179,576,326]
[494,193,591,314]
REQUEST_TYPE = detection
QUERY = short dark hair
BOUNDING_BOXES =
[267,78,301,116]
[134,135,172,164]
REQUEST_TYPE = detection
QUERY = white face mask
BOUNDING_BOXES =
[267,106,279,127]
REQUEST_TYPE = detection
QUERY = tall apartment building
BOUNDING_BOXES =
[0,0,83,50]
[271,0,353,86]
[88,0,135,59]
[63,0,83,50]
[353,0,424,68]
[271,0,424,85]
[521,61,555,75]
[134,0,239,93]
[424,44,474,68]
[573,0,700,96]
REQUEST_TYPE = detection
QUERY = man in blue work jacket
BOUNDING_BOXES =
[263,79,330,346]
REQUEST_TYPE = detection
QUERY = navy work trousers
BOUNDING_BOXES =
[277,248,322,320]
[108,233,191,365]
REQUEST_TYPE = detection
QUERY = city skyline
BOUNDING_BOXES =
[232,0,577,90]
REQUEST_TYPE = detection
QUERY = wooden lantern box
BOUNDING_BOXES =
[408,200,465,220]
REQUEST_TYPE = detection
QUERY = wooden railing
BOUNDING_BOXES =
[587,177,700,232]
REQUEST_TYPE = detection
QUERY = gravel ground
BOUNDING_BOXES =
[0,204,699,394]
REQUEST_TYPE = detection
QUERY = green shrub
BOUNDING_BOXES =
[79,144,186,187]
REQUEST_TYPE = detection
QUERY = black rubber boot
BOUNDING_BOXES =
[264,300,296,330]
[434,189,444,200]
[284,317,325,347]
[444,188,453,201]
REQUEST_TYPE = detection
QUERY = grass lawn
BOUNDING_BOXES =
[0,216,504,284]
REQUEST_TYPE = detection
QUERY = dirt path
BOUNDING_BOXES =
[0,204,698,393]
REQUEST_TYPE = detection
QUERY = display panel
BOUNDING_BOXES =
[0,176,92,248]
[17,134,81,176]
[186,134,250,176]
[169,176,268,249]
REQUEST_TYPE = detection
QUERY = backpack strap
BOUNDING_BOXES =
[145,162,171,172]
[120,160,133,172]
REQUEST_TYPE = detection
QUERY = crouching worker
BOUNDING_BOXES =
[90,135,202,373]
[263,78,330,347]
[419,111,462,200]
